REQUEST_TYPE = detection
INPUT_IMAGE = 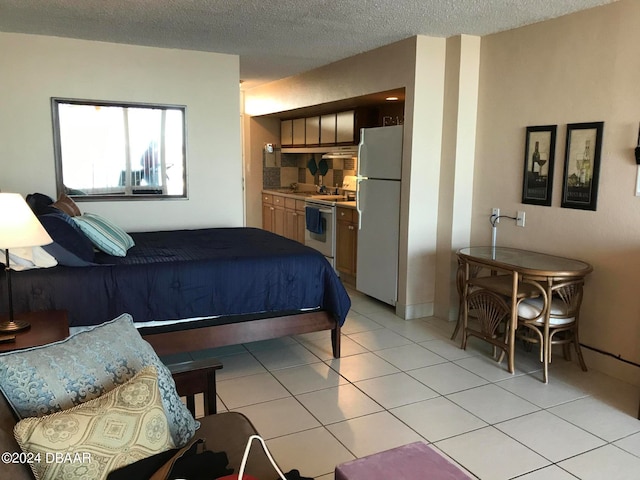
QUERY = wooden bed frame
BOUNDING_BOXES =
[142,310,341,358]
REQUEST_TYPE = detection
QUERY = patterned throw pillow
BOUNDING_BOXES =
[0,313,197,447]
[72,213,135,257]
[14,366,175,480]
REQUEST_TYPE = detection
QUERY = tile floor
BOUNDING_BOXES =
[162,288,640,479]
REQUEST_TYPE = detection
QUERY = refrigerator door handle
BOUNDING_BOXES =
[356,177,366,230]
[357,129,364,176]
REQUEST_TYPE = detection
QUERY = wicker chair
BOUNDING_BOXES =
[461,289,512,366]
[451,259,482,341]
[517,278,587,383]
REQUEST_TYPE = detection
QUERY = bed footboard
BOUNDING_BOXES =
[143,311,341,358]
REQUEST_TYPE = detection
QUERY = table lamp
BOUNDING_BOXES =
[0,193,53,332]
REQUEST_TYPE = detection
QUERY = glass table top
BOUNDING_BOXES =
[458,246,593,276]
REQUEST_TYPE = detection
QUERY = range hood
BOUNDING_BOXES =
[281,146,358,158]
[321,147,358,159]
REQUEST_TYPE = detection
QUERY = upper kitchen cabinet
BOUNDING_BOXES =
[292,118,306,145]
[320,114,336,144]
[335,110,355,144]
[281,108,380,147]
[305,116,320,145]
[280,119,293,146]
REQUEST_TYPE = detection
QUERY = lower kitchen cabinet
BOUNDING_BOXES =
[263,193,305,244]
[262,193,285,236]
[336,206,358,282]
[284,198,306,243]
[262,194,275,231]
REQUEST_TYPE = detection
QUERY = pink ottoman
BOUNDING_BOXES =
[334,442,471,480]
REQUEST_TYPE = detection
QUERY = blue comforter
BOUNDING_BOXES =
[3,228,350,328]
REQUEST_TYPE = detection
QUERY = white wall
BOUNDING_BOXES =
[0,33,243,231]
[474,0,640,383]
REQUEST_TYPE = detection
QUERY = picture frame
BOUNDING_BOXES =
[561,121,604,211]
[522,125,556,206]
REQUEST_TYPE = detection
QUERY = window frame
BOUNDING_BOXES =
[51,97,188,201]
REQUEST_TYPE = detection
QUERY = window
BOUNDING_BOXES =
[52,98,187,200]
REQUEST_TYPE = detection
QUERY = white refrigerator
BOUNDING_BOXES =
[356,125,403,306]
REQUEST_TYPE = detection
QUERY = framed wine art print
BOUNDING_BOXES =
[561,121,604,211]
[522,125,556,206]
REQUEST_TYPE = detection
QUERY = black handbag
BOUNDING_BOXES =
[108,437,233,480]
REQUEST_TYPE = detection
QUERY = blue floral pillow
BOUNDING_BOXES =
[0,313,197,447]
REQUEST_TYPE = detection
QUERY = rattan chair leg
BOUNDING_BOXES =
[451,305,462,341]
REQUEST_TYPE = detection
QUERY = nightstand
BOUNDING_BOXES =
[0,310,69,353]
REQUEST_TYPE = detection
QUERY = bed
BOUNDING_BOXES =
[2,226,351,357]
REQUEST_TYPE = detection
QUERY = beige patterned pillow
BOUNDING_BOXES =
[14,366,175,480]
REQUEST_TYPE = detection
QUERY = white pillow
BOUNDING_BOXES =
[0,246,57,270]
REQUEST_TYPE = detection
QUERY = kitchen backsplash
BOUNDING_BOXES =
[263,152,356,189]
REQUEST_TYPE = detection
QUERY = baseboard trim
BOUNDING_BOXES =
[395,301,434,320]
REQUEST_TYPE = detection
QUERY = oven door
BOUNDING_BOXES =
[304,205,335,259]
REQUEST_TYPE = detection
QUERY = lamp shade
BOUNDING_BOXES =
[0,193,52,249]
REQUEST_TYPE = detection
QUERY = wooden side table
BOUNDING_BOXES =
[166,357,223,417]
[0,310,69,353]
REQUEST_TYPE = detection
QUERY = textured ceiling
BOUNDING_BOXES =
[0,0,617,88]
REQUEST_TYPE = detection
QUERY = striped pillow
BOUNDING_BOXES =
[72,212,135,256]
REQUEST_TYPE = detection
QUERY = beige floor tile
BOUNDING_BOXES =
[614,431,640,457]
[447,384,539,424]
[549,396,640,442]
[408,362,488,395]
[235,397,320,439]
[391,396,487,442]
[271,362,348,395]
[558,444,640,480]
[348,328,413,351]
[211,352,267,381]
[354,372,439,409]
[267,427,355,478]
[295,332,367,360]
[250,343,321,370]
[217,372,290,408]
[296,383,383,424]
[435,426,549,480]
[374,343,448,371]
[326,411,424,458]
[496,372,589,409]
[496,410,605,462]
[326,351,399,382]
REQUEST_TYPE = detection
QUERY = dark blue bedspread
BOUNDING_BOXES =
[3,228,351,328]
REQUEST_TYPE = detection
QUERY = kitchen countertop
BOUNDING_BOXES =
[262,189,356,208]
[262,189,316,201]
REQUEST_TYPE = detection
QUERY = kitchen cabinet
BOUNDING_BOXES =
[262,194,274,231]
[305,116,320,145]
[281,108,378,147]
[336,206,358,281]
[272,194,285,236]
[280,120,293,147]
[292,118,306,146]
[263,193,305,244]
[336,110,355,144]
[284,198,306,243]
[262,193,285,236]
[320,113,337,144]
